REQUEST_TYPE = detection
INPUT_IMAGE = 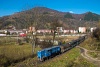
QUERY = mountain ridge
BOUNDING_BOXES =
[0,7,100,29]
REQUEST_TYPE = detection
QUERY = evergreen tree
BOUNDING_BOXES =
[64,13,74,19]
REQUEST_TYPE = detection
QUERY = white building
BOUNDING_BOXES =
[57,27,64,33]
[78,27,86,33]
[90,27,96,32]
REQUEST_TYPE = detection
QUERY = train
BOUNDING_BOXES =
[37,35,86,61]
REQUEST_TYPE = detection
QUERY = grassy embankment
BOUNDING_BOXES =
[0,37,17,45]
[0,37,41,67]
[38,48,95,67]
[80,37,100,60]
[12,48,96,67]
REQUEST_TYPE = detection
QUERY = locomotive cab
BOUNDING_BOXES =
[37,50,45,61]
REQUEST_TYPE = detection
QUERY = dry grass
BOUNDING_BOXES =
[80,37,100,50]
[80,37,100,61]
[0,37,17,45]
[38,35,79,42]
[10,48,95,67]
[0,44,41,66]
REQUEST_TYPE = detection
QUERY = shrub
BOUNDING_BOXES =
[92,28,100,40]
[39,40,53,49]
[0,55,8,67]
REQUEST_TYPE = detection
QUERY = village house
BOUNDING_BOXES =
[37,29,51,34]
[78,27,86,33]
[90,27,97,32]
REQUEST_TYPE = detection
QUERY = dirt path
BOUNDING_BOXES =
[76,46,100,67]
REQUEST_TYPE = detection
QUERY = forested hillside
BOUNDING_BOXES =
[0,7,100,29]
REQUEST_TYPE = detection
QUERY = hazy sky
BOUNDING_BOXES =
[0,0,100,17]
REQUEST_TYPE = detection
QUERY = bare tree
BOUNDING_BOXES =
[31,6,42,55]
[50,17,63,44]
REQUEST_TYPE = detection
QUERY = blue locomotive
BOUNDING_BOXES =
[37,36,86,61]
[37,46,61,61]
